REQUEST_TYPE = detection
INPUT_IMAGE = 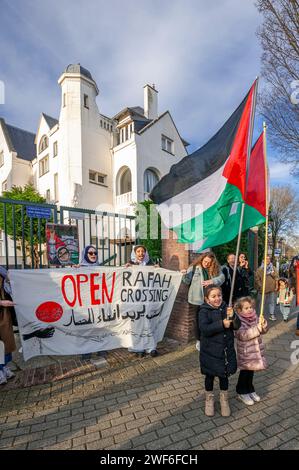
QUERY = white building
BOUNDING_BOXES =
[0,64,188,263]
[1,64,188,212]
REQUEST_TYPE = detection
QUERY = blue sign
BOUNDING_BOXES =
[26,206,52,219]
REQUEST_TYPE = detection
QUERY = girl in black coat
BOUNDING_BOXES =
[198,285,241,417]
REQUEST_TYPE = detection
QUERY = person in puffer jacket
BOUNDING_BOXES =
[234,296,268,406]
[198,285,241,418]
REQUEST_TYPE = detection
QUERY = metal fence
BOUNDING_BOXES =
[0,197,136,269]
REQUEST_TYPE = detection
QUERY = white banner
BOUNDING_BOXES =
[9,267,182,361]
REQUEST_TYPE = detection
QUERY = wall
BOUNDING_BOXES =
[0,125,13,193]
[135,113,187,201]
[162,230,197,343]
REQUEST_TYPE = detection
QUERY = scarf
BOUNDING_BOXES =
[80,245,100,266]
[130,246,150,265]
[261,262,274,275]
[238,309,258,325]
[202,268,210,281]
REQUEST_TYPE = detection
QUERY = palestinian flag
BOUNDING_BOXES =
[149,80,266,250]
[189,131,267,251]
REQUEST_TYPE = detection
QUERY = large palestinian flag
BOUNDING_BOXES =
[150,80,266,250]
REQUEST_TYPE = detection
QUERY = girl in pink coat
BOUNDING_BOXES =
[234,296,268,406]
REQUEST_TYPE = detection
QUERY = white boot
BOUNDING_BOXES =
[3,366,15,380]
[238,394,254,405]
[249,392,261,402]
[0,370,7,385]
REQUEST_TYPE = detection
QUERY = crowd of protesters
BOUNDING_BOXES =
[181,249,299,416]
[1,244,299,420]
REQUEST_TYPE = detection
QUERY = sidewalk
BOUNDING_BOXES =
[0,313,299,450]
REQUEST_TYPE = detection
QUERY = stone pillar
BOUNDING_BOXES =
[162,230,198,343]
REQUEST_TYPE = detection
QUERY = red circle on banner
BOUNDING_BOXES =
[35,301,63,323]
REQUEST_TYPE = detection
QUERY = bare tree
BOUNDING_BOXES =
[256,0,299,173]
[269,185,299,258]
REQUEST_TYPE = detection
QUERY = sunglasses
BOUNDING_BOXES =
[88,251,97,255]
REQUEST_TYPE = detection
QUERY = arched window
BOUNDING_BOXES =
[120,168,132,194]
[144,168,159,194]
[39,135,49,154]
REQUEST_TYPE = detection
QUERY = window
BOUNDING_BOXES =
[46,189,51,202]
[161,135,174,154]
[39,135,49,154]
[100,120,103,128]
[2,180,7,193]
[53,141,58,157]
[39,155,49,176]
[0,151,4,167]
[144,169,159,194]
[119,168,132,194]
[89,170,107,186]
[63,93,66,107]
[84,94,89,108]
[54,173,59,202]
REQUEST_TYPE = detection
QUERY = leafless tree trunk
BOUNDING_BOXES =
[256,0,299,173]
[269,185,299,258]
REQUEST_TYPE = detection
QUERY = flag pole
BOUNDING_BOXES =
[259,122,269,321]
[228,78,259,308]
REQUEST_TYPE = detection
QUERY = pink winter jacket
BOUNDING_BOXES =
[235,312,268,371]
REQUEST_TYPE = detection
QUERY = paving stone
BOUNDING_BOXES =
[202,436,228,450]
[259,436,283,450]
[0,322,297,450]
[279,439,299,450]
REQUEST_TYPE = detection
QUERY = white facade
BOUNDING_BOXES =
[0,64,188,217]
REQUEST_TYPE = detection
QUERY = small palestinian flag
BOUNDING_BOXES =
[150,80,266,250]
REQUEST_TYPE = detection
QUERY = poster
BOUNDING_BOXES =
[46,223,79,266]
[9,267,183,360]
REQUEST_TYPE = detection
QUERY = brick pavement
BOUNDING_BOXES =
[0,314,299,450]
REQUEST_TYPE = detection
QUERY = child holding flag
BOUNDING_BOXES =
[234,297,268,406]
[198,285,240,417]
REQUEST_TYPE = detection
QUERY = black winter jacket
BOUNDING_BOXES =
[198,301,241,378]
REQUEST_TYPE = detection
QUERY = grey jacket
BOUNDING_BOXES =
[183,266,225,305]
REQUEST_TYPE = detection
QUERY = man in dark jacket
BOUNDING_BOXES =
[221,254,244,304]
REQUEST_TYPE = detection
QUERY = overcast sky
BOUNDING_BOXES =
[0,0,297,191]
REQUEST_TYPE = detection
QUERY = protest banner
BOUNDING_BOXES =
[9,267,182,360]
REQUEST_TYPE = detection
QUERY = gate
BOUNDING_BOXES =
[0,197,136,269]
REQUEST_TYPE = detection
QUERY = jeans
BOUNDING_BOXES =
[236,370,255,395]
[0,353,12,370]
[205,374,229,391]
[257,292,276,317]
[279,304,291,320]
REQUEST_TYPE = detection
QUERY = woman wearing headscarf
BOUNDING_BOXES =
[76,246,106,360]
[125,245,160,357]
[125,244,156,267]
[80,245,100,266]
